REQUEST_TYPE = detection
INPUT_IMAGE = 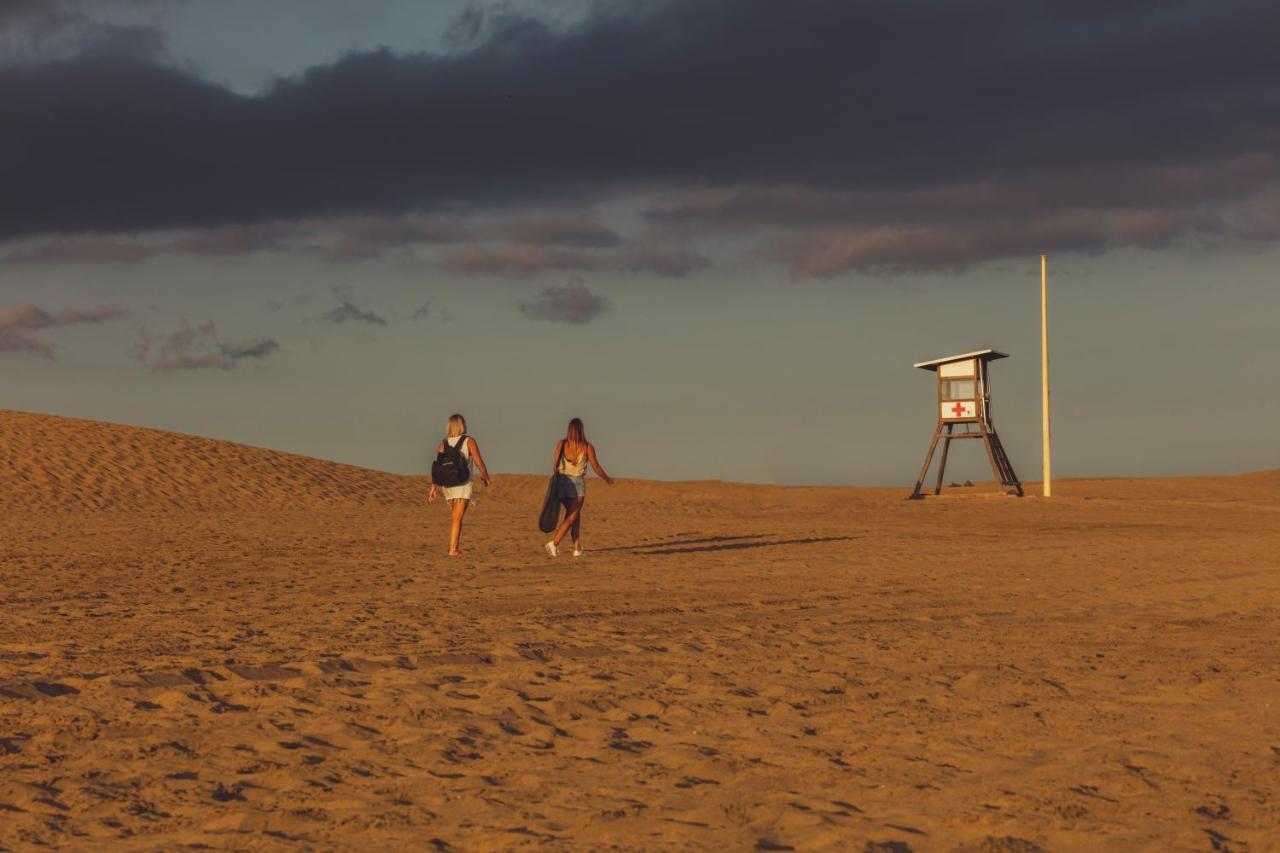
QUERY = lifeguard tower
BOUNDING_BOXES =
[908,349,1022,499]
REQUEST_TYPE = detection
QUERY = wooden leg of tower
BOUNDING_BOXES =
[933,424,954,495]
[909,423,944,499]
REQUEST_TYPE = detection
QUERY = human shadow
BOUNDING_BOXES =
[590,533,772,553]
[636,535,860,556]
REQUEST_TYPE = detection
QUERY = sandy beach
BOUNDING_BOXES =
[2,408,1278,850]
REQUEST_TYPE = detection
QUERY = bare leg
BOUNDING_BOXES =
[571,501,583,551]
[553,497,584,548]
[449,499,469,554]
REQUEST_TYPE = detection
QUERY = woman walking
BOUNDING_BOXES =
[545,417,613,557]
[428,414,490,557]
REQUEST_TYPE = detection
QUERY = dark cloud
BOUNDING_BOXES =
[324,213,620,262]
[2,222,298,265]
[1,1,1279,271]
[322,299,387,326]
[614,247,709,278]
[324,217,476,262]
[647,156,1280,232]
[441,244,707,278]
[0,0,48,22]
[645,157,1279,272]
[0,303,128,358]
[518,277,609,324]
[1228,192,1280,242]
[411,300,432,321]
[3,237,153,264]
[131,318,280,371]
[764,210,1217,277]
[499,215,622,248]
[1,214,624,266]
[219,338,280,360]
[0,0,166,65]
[164,222,295,256]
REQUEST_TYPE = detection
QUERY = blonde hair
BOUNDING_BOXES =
[446,414,467,438]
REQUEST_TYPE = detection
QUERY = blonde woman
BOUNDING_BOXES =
[429,414,490,556]
[545,417,613,557]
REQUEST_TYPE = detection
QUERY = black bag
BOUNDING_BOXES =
[538,476,561,534]
[431,435,471,487]
[538,443,566,533]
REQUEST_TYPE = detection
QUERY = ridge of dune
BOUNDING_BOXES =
[0,410,808,514]
[0,409,426,511]
[2,409,1275,513]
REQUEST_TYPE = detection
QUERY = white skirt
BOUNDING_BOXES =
[442,481,473,502]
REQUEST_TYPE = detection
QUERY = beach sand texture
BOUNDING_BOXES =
[2,409,1278,851]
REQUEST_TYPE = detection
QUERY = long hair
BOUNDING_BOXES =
[446,413,467,438]
[565,417,586,445]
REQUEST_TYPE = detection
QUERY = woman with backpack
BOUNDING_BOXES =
[428,414,490,557]
[544,417,614,558]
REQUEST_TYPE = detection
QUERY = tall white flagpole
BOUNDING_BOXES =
[1041,254,1052,497]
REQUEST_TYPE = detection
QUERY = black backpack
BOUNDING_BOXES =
[431,435,471,487]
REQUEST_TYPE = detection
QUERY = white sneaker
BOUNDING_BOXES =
[544,541,558,557]
[572,548,584,558]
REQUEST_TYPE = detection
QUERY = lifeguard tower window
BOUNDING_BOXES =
[941,380,976,401]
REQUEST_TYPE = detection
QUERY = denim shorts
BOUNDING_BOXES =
[555,474,586,499]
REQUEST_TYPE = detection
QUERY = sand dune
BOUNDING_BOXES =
[2,411,1278,850]
[0,409,421,511]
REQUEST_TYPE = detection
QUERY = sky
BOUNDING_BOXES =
[2,0,1278,485]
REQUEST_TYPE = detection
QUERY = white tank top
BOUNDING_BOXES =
[559,442,588,476]
[447,435,471,461]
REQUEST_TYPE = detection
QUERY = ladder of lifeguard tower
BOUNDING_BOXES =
[985,428,1023,496]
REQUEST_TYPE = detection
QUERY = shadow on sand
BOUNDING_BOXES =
[592,534,859,556]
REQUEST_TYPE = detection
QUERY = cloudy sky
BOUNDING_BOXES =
[2,0,1278,485]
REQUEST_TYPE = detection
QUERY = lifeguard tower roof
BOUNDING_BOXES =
[913,348,1009,371]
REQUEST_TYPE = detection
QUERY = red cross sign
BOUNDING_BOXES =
[942,400,976,420]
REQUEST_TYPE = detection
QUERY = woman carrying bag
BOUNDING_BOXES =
[429,414,490,557]
[542,418,613,558]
